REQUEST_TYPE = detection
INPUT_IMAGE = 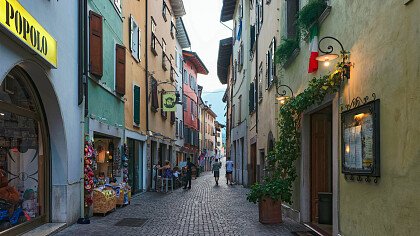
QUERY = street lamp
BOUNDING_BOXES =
[316,36,352,80]
[276,84,294,105]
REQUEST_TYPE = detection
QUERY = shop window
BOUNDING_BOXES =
[89,11,103,77]
[0,69,48,233]
[130,16,141,62]
[115,44,126,95]
[133,85,140,125]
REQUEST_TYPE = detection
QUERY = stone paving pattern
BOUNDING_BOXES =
[57,161,306,236]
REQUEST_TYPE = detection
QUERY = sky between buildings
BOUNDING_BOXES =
[182,0,232,127]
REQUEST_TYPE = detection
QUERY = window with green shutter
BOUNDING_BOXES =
[249,82,255,113]
[133,85,140,125]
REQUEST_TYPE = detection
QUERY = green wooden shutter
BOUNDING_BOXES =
[134,85,140,125]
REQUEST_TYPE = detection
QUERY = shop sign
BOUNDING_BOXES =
[0,0,57,67]
[162,93,176,112]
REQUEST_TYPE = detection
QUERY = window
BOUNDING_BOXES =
[249,82,255,113]
[239,0,244,19]
[175,119,179,136]
[161,90,167,119]
[175,48,178,68]
[183,95,187,111]
[286,0,299,39]
[151,77,159,111]
[233,60,237,83]
[133,85,140,125]
[151,18,157,55]
[179,120,183,138]
[191,100,194,120]
[162,0,168,21]
[130,16,141,61]
[115,44,126,95]
[178,54,183,73]
[114,0,122,13]
[266,38,276,88]
[256,0,263,35]
[89,11,103,77]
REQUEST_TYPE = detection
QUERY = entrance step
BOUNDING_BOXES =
[21,223,66,236]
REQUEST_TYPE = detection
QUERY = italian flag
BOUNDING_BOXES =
[308,25,319,73]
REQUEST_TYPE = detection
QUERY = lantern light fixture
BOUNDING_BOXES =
[316,36,352,79]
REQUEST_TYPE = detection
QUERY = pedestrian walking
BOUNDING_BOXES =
[226,157,234,185]
[183,157,196,189]
[212,158,222,185]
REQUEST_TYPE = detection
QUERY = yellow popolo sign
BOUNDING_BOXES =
[0,0,57,67]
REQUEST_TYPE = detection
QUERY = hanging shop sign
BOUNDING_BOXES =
[162,93,177,112]
[0,0,57,67]
[341,94,380,182]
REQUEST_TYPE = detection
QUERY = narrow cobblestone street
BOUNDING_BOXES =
[57,162,305,236]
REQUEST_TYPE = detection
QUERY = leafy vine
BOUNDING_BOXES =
[247,65,345,204]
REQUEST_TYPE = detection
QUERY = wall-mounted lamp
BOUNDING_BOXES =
[316,36,353,80]
[276,84,294,104]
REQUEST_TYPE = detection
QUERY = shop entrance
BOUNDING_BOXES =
[310,105,333,234]
[0,67,50,234]
[127,139,144,194]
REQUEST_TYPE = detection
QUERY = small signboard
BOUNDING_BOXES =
[162,93,176,112]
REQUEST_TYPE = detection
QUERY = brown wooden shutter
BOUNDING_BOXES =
[170,111,175,124]
[89,11,103,77]
[115,44,126,95]
[151,78,158,111]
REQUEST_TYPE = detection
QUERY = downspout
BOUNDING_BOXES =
[145,0,149,132]
[255,35,258,133]
[84,0,89,118]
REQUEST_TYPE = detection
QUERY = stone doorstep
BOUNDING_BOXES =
[20,223,67,236]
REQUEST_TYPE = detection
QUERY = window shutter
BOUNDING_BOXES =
[161,90,167,118]
[151,78,159,111]
[130,17,134,53]
[170,111,175,124]
[115,44,126,95]
[89,11,103,77]
[265,52,269,88]
[138,28,141,61]
[249,82,254,113]
[271,38,276,82]
[134,85,140,125]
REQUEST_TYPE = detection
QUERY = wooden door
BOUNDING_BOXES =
[250,144,257,185]
[310,113,331,222]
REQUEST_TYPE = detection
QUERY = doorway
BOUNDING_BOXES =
[127,139,144,194]
[310,105,333,234]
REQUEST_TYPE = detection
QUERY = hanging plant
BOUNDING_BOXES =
[248,65,345,205]
[297,0,328,37]
[274,37,300,67]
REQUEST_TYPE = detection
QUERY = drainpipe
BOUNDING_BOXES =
[83,0,89,118]
[255,35,258,133]
[145,0,149,132]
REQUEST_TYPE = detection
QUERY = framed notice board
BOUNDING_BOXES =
[341,99,380,178]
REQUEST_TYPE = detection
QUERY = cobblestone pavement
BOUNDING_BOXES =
[57,163,306,236]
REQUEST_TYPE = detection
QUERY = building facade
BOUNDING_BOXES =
[123,0,148,194]
[147,0,185,189]
[0,0,82,233]
[182,51,208,163]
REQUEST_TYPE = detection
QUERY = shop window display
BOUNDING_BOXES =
[0,70,47,232]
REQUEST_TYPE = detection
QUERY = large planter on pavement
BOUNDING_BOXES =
[258,197,282,224]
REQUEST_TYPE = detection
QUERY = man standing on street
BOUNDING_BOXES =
[212,158,222,185]
[183,157,196,189]
[226,156,234,185]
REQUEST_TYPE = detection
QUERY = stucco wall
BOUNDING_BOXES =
[123,0,147,134]
[88,0,125,128]
[280,0,420,235]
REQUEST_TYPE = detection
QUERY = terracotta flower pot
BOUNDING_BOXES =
[258,197,282,224]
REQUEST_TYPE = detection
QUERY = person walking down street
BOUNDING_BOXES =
[226,157,234,185]
[212,158,222,185]
[183,157,196,189]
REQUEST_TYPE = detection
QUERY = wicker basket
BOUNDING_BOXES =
[93,189,116,215]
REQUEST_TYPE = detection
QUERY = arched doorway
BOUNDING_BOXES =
[0,67,50,234]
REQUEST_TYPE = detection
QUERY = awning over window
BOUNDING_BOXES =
[176,17,191,49]
[170,0,186,17]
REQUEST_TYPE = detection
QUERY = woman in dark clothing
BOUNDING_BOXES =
[183,158,196,189]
